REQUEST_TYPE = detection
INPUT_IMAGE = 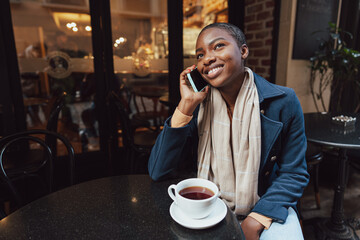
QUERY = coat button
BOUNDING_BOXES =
[265,171,270,176]
[260,110,265,114]
[270,156,277,161]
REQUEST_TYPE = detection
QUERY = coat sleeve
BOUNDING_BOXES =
[252,90,309,223]
[148,115,198,181]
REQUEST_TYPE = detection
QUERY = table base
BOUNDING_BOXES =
[315,219,359,240]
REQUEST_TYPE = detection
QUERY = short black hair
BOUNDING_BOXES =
[199,23,247,49]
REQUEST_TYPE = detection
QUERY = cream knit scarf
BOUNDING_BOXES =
[197,67,261,215]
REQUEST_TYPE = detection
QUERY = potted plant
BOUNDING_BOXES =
[309,22,360,113]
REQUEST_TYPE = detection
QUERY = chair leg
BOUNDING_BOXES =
[313,164,321,209]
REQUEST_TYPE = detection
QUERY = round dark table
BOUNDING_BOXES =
[304,112,360,240]
[0,175,244,239]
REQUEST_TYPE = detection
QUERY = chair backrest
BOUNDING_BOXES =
[45,92,66,156]
[0,135,53,207]
[131,86,167,114]
[119,82,132,113]
[46,92,66,132]
[0,129,75,208]
[108,91,134,148]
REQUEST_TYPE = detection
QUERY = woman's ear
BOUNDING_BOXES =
[241,44,249,59]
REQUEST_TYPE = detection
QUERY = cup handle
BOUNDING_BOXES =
[168,184,177,204]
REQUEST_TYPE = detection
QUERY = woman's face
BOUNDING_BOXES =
[195,27,248,91]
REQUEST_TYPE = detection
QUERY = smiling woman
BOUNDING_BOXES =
[148,23,309,240]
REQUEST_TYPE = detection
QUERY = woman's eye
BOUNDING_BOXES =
[215,43,225,49]
[196,54,204,59]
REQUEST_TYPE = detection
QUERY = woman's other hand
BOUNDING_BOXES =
[241,216,264,240]
[177,65,209,116]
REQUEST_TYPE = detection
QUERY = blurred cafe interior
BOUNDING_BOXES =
[0,0,360,238]
[1,0,238,176]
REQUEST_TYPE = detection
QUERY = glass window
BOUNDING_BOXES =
[10,0,97,153]
[44,0,88,7]
[110,0,169,145]
[183,0,228,64]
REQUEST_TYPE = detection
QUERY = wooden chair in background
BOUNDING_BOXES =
[130,85,168,131]
[109,91,158,174]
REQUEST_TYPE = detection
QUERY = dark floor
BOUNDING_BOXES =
[301,155,360,239]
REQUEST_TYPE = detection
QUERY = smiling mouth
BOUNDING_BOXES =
[205,65,224,78]
[205,65,224,74]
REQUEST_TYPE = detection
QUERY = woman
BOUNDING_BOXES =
[148,23,309,239]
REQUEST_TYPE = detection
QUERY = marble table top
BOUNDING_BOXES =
[0,175,244,239]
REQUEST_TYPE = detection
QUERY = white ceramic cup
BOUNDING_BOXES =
[168,178,220,219]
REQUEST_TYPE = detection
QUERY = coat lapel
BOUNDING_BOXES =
[254,73,285,171]
[254,73,285,104]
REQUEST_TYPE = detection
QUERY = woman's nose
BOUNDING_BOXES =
[203,54,216,66]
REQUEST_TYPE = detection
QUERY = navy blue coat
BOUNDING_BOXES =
[148,73,309,223]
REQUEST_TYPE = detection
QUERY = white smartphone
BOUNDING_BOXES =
[186,68,208,92]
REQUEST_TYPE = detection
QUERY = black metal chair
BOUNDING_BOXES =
[0,92,66,185]
[130,85,168,132]
[109,91,158,174]
[44,92,66,155]
[45,92,66,131]
[0,129,75,217]
[348,149,360,172]
[297,143,323,229]
[306,143,323,209]
[119,83,152,131]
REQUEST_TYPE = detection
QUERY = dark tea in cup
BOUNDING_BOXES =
[179,186,214,200]
[168,178,220,219]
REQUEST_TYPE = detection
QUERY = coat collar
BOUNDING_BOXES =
[253,73,285,104]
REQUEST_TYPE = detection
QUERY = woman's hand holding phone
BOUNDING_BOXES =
[178,65,209,116]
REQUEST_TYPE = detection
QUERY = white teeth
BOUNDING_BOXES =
[208,66,222,74]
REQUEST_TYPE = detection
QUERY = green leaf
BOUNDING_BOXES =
[328,22,336,29]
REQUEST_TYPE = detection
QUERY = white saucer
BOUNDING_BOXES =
[169,198,227,230]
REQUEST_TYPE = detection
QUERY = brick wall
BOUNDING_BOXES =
[244,0,275,80]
